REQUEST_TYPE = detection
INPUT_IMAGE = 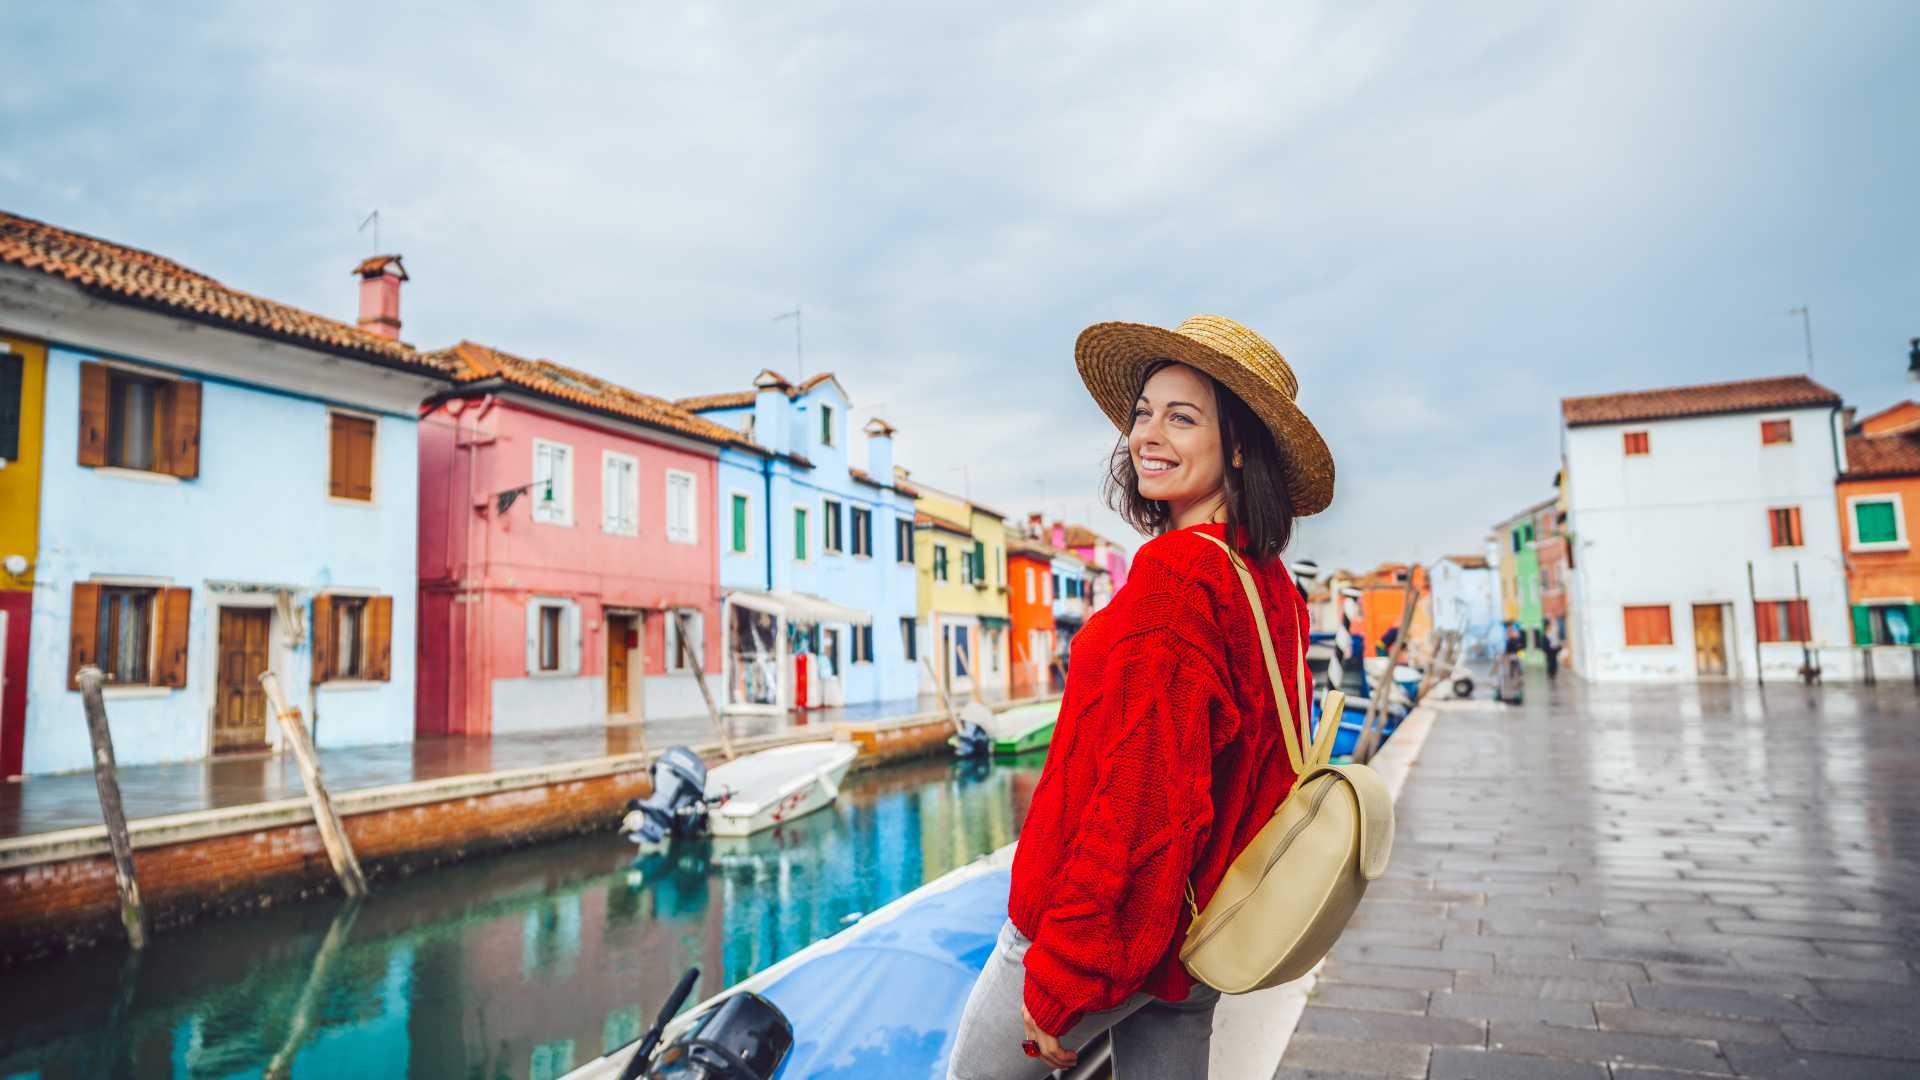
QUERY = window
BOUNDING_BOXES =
[934,544,949,581]
[77,362,201,478]
[99,586,155,684]
[896,518,915,564]
[532,440,574,525]
[1849,495,1907,550]
[329,413,375,501]
[537,604,563,671]
[1755,600,1811,644]
[987,627,1002,673]
[666,607,704,672]
[819,404,834,447]
[312,594,394,682]
[602,452,638,536]
[852,623,873,664]
[1026,566,1037,603]
[952,627,970,679]
[900,617,918,661]
[1041,573,1050,603]
[822,628,840,676]
[1855,604,1916,646]
[0,349,22,462]
[1623,431,1649,456]
[794,507,809,560]
[1051,572,1061,600]
[822,499,844,553]
[1761,419,1792,445]
[1622,605,1673,646]
[1767,506,1803,548]
[67,582,192,689]
[730,493,751,554]
[665,470,696,543]
[851,506,872,557]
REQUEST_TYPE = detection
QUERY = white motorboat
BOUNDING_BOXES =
[706,741,859,837]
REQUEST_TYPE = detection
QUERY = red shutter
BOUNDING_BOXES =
[68,582,102,688]
[164,380,201,479]
[77,362,109,467]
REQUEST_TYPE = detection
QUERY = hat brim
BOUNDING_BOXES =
[1075,321,1335,516]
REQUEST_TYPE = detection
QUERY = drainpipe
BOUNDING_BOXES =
[761,453,775,591]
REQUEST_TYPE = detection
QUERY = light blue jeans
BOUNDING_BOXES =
[947,920,1218,1079]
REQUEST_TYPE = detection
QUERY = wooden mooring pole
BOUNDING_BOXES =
[76,666,147,950]
[1356,566,1421,764]
[924,654,960,735]
[675,609,734,761]
[261,672,367,898]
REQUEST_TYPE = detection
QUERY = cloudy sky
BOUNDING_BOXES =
[4,2,1915,568]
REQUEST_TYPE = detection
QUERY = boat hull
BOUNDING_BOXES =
[992,721,1055,756]
[707,742,859,838]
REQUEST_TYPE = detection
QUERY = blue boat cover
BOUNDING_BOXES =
[760,868,1009,1078]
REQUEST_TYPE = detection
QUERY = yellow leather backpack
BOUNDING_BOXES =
[1179,532,1395,993]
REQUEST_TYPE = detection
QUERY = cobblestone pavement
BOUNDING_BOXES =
[1276,669,1920,1080]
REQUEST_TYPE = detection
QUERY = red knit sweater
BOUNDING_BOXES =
[1009,522,1309,1035]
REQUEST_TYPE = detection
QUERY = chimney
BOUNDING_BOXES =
[753,370,792,454]
[1027,512,1044,539]
[1050,521,1066,549]
[863,417,896,484]
[354,255,408,339]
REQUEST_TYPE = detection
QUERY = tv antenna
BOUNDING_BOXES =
[359,210,381,254]
[772,307,803,379]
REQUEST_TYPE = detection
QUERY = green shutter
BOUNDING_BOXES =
[973,541,985,582]
[1852,605,1872,646]
[1854,501,1899,544]
[794,508,807,560]
[731,495,748,553]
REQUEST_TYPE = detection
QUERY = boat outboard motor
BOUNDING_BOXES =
[641,992,793,1080]
[623,746,711,845]
[947,701,994,759]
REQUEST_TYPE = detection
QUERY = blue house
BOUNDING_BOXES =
[0,213,449,773]
[679,371,919,713]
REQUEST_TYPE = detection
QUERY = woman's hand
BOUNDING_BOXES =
[1021,1003,1078,1071]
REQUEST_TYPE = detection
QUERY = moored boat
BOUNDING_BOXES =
[622,741,860,843]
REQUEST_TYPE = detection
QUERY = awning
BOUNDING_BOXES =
[978,615,1010,630]
[727,589,873,626]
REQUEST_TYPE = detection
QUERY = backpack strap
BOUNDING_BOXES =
[1193,532,1315,773]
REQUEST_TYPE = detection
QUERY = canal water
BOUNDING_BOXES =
[0,753,1043,1079]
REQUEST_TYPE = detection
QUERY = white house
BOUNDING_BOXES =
[1428,549,1501,659]
[1562,375,1851,682]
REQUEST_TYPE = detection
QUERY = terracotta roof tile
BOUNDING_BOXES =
[1562,375,1840,427]
[679,370,842,413]
[1844,432,1920,479]
[915,511,972,536]
[1442,554,1490,569]
[429,341,762,452]
[848,466,911,495]
[0,208,440,372]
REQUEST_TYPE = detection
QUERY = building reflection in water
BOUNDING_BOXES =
[0,752,1045,1079]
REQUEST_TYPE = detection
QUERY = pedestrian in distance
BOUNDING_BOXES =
[948,315,1334,1078]
[1544,625,1561,681]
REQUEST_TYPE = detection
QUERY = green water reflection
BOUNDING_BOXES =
[0,753,1042,1079]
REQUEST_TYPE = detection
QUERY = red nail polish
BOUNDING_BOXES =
[1021,1039,1041,1058]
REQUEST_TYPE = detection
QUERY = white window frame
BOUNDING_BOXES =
[525,597,583,676]
[531,439,575,526]
[850,505,872,559]
[665,606,704,672]
[601,450,639,537]
[665,469,697,544]
[822,497,844,555]
[727,489,754,558]
[819,403,834,447]
[1026,566,1036,604]
[1847,493,1909,553]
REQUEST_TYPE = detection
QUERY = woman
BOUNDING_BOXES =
[949,315,1335,1078]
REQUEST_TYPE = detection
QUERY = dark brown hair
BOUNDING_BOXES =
[1103,359,1297,558]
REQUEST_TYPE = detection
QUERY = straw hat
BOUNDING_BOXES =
[1075,314,1335,516]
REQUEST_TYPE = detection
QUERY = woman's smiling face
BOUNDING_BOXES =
[1130,362,1229,515]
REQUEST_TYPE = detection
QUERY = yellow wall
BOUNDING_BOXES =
[0,331,46,592]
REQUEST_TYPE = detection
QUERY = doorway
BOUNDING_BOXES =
[215,607,272,753]
[607,613,637,722]
[1692,603,1728,676]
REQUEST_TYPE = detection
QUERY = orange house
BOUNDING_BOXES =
[1838,402,1920,646]
[1357,562,1430,654]
[1006,537,1059,698]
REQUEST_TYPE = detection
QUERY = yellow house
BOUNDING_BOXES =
[0,331,47,778]
[914,484,1011,698]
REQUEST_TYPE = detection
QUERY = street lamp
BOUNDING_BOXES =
[494,478,556,515]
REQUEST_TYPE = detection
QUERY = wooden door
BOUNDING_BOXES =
[1693,604,1727,676]
[215,608,272,752]
[607,614,631,717]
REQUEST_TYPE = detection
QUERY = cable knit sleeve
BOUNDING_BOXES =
[1020,561,1233,1035]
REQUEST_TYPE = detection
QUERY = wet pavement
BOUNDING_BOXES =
[0,690,1035,839]
[1278,669,1920,1079]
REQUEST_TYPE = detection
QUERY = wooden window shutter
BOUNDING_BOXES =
[329,416,349,498]
[155,587,192,688]
[77,361,110,467]
[1852,605,1871,645]
[366,595,394,681]
[0,351,22,462]
[348,417,373,499]
[68,582,103,688]
[311,595,335,683]
[164,381,201,479]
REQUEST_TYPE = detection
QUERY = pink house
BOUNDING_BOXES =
[1051,522,1131,610]
[416,341,758,738]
